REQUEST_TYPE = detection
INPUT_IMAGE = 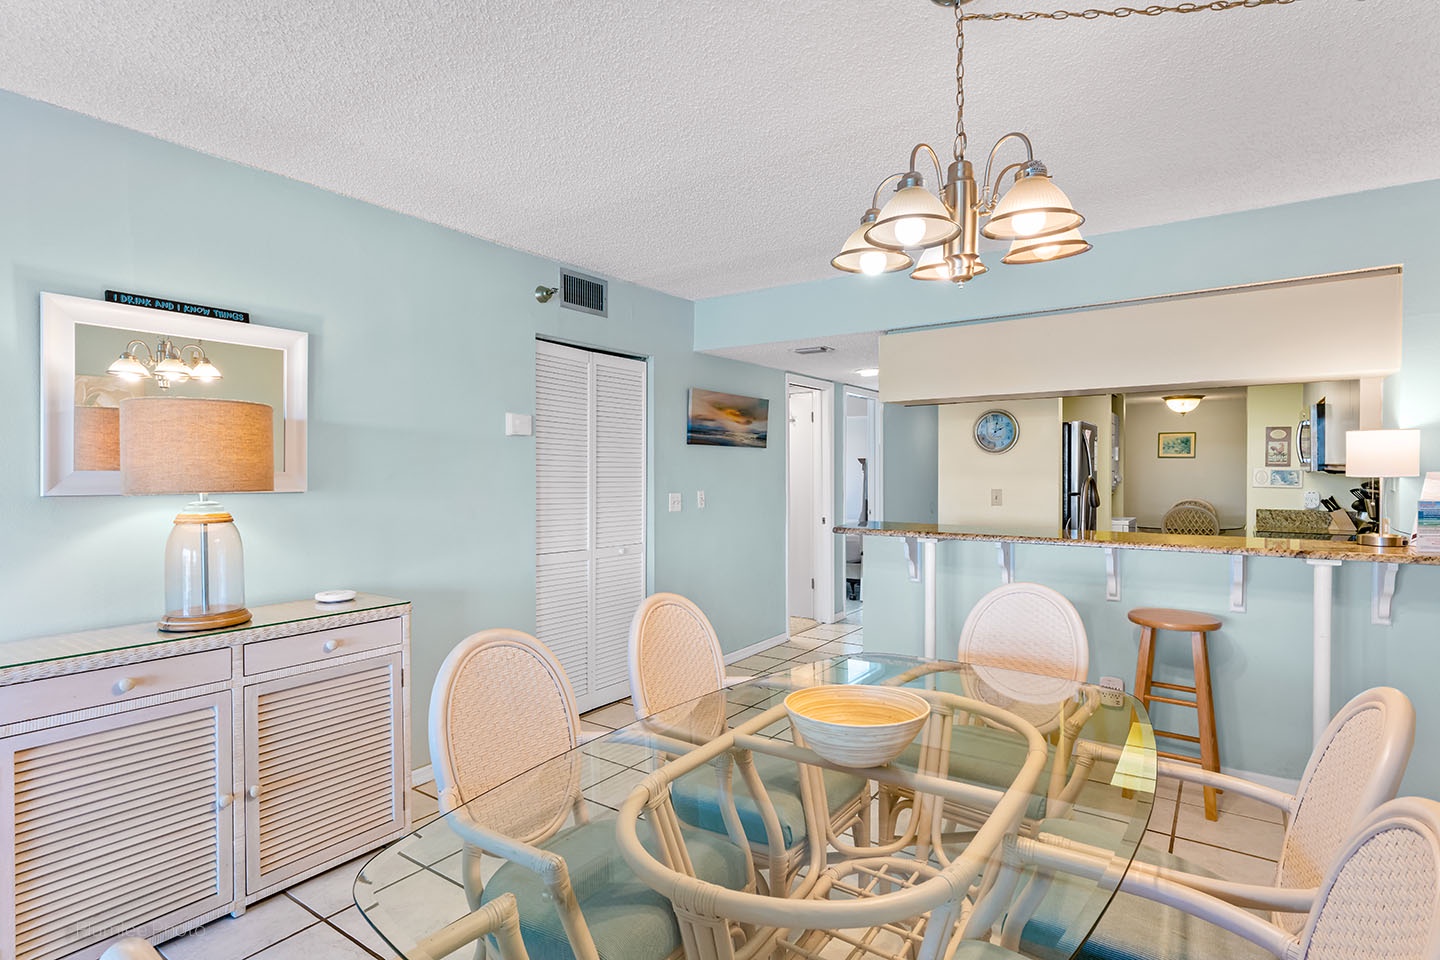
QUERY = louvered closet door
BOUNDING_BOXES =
[536,340,647,713]
[244,655,404,894]
[2,693,233,960]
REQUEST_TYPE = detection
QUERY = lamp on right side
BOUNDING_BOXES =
[1346,429,1421,548]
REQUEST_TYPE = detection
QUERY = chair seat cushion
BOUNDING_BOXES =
[1018,818,1275,960]
[670,751,867,849]
[894,724,1056,820]
[482,819,748,960]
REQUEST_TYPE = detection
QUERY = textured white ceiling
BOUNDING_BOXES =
[709,331,887,389]
[1,2,1437,302]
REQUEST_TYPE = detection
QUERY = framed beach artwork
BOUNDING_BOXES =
[1265,425,1292,466]
[686,388,769,448]
[1157,431,1196,459]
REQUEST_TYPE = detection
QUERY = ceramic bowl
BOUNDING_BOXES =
[784,684,931,768]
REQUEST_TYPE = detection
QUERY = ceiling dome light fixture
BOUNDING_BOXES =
[1164,395,1205,415]
[833,0,1295,287]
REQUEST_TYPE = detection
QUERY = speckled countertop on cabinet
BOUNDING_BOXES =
[833,522,1440,566]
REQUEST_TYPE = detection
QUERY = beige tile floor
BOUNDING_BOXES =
[151,611,1284,960]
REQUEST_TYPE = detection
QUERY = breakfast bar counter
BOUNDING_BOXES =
[835,521,1432,748]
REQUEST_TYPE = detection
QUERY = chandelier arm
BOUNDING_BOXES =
[177,343,209,365]
[908,143,948,188]
[978,133,1037,210]
[124,340,156,365]
[869,172,908,210]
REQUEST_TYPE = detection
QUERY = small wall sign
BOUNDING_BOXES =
[104,290,249,323]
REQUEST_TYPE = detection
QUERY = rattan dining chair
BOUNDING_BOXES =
[954,795,1440,960]
[1013,686,1415,959]
[430,628,749,960]
[628,592,869,893]
[882,583,1093,835]
[1162,503,1220,535]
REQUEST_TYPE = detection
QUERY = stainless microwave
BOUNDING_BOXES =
[1298,398,1352,473]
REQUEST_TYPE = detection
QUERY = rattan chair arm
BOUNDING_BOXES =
[411,892,531,960]
[449,815,570,883]
[1014,836,1298,959]
[1073,740,1297,813]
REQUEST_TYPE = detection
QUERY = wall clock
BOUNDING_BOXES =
[974,409,1019,454]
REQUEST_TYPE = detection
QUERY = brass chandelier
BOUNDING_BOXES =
[833,0,1301,285]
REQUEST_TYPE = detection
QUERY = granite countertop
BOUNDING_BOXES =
[833,522,1440,566]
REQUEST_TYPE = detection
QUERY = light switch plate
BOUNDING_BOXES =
[668,492,682,513]
[504,412,533,436]
[990,488,1003,507]
[696,490,706,509]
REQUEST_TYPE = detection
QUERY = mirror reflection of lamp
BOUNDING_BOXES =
[119,398,274,631]
[107,338,222,389]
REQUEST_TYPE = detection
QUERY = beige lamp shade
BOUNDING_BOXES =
[120,397,275,494]
[982,173,1084,241]
[1345,429,1421,478]
[865,185,961,251]
[74,406,121,471]
[832,222,913,275]
[1000,228,1092,265]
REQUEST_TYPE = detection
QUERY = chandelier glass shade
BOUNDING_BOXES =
[1001,227,1092,265]
[107,338,223,387]
[831,209,915,275]
[865,178,963,251]
[1163,395,1205,414]
[980,168,1085,240]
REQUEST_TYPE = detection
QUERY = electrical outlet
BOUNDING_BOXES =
[696,490,706,509]
[668,492,682,513]
[1099,675,1126,709]
[1304,490,1320,509]
[990,488,1003,507]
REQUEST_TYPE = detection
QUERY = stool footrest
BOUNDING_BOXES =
[1157,749,1206,764]
[1154,728,1202,744]
[1144,694,1199,708]
[1151,681,1198,694]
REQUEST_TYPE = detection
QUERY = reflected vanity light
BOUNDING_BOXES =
[108,338,222,388]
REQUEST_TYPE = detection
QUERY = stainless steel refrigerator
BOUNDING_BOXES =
[1063,420,1100,536]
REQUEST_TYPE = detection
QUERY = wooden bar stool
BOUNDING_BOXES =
[1130,606,1224,819]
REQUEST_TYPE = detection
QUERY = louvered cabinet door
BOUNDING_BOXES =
[243,655,404,895]
[2,694,234,960]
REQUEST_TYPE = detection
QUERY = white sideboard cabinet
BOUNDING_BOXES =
[0,594,411,960]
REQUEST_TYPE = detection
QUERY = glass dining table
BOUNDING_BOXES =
[356,652,1156,960]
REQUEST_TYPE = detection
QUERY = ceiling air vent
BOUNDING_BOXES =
[793,345,834,355]
[561,272,607,317]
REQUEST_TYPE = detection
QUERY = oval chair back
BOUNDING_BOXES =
[1300,796,1440,960]
[958,583,1089,734]
[428,628,583,844]
[1275,686,1415,934]
[628,592,729,739]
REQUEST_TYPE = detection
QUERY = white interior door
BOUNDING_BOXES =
[535,340,646,712]
[787,389,817,620]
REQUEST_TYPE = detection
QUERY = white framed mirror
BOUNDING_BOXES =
[41,292,308,496]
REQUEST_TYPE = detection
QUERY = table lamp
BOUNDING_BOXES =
[1346,429,1421,549]
[119,397,274,631]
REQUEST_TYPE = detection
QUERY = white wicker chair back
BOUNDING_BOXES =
[1170,498,1219,518]
[1162,504,1220,535]
[428,628,583,844]
[628,592,727,732]
[1274,686,1415,934]
[957,583,1089,734]
[1300,796,1440,960]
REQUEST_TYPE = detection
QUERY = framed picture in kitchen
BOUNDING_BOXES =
[1158,432,1195,459]
[1265,425,1292,466]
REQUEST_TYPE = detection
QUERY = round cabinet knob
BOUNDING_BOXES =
[247,785,262,800]
[216,793,235,810]
[322,639,341,653]
[113,677,137,695]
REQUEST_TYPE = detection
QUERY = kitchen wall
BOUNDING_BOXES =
[0,91,789,764]
[938,398,1062,529]
[1123,394,1247,529]
[882,403,938,523]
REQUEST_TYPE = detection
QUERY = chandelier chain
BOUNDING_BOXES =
[954,0,967,161]
[959,0,1298,23]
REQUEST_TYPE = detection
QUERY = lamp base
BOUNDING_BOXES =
[158,605,253,632]
[1356,532,1410,549]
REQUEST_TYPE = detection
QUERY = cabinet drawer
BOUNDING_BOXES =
[0,648,231,725]
[243,617,402,675]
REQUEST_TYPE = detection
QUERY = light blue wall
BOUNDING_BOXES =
[0,91,787,762]
[883,403,939,523]
[700,178,1440,796]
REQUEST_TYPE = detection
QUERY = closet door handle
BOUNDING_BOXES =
[112,677,137,695]
[323,639,341,653]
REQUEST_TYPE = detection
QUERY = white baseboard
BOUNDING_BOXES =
[411,764,434,788]
[725,632,789,663]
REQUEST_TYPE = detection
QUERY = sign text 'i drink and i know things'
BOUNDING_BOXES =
[104,290,249,324]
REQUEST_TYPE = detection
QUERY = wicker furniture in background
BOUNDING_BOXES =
[1162,503,1221,535]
